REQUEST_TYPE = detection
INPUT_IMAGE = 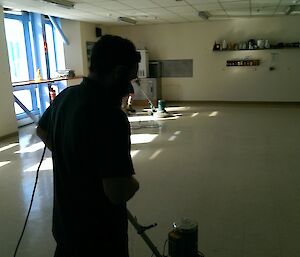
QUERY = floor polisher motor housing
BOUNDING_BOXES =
[168,218,200,257]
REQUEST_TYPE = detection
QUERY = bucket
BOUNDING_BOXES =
[157,99,166,112]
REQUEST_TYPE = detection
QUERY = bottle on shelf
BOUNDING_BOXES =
[35,68,42,82]
[213,41,220,51]
[221,40,227,50]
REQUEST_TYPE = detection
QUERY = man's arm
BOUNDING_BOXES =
[36,125,52,151]
[103,176,139,204]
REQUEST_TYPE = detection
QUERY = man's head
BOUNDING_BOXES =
[89,34,141,100]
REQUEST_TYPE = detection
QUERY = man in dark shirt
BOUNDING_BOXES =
[36,34,140,257]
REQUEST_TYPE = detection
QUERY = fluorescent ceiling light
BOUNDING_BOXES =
[41,0,75,9]
[118,16,137,25]
[286,5,296,15]
[3,7,22,14]
[286,4,300,14]
[198,11,210,20]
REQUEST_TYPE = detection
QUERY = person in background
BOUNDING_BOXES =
[36,34,140,257]
[122,82,136,114]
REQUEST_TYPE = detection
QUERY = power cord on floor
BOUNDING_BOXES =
[13,144,47,257]
[162,239,168,257]
[150,239,168,257]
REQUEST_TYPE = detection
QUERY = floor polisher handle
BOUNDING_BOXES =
[127,209,164,257]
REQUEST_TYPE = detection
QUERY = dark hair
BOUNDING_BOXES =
[89,34,141,76]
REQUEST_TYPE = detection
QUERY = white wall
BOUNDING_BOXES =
[61,20,84,78]
[62,19,109,79]
[80,22,101,76]
[0,7,17,138]
[109,16,300,102]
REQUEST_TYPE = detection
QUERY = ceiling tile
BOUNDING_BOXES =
[209,9,227,15]
[180,13,202,21]
[226,9,251,15]
[251,3,278,9]
[186,0,218,3]
[221,1,250,9]
[251,5,277,15]
[250,0,282,5]
[147,17,168,23]
[167,5,196,14]
[141,7,175,15]
[118,0,160,9]
[118,9,149,16]
[80,0,106,3]
[166,17,189,23]
[251,4,278,13]
[150,0,188,7]
[75,3,106,12]
[91,1,132,10]
[219,0,248,2]
[193,3,223,11]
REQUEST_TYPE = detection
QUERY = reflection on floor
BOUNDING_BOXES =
[1,102,300,257]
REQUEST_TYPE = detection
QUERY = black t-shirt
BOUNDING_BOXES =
[38,77,134,257]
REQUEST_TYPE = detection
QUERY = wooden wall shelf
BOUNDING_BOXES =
[12,76,83,88]
[213,42,300,52]
[213,47,300,52]
[226,60,260,67]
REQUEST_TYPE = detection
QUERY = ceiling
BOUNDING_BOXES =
[1,0,300,25]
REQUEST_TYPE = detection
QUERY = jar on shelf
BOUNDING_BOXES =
[221,40,227,50]
[264,40,270,48]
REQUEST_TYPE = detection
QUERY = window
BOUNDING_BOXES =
[4,12,66,123]
[4,17,29,82]
[13,89,33,115]
[4,13,36,118]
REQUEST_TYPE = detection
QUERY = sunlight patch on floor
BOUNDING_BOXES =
[0,143,19,152]
[131,134,158,144]
[165,106,190,112]
[149,149,163,160]
[209,111,218,117]
[0,161,11,168]
[24,157,53,172]
[131,150,140,158]
[15,142,45,154]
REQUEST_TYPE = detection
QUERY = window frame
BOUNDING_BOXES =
[4,12,39,120]
[4,12,66,121]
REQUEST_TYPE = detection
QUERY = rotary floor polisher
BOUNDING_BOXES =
[128,210,205,257]
[132,79,174,118]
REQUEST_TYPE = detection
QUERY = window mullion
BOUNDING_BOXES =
[21,12,34,80]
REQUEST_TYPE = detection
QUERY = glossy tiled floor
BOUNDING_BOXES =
[1,102,300,257]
